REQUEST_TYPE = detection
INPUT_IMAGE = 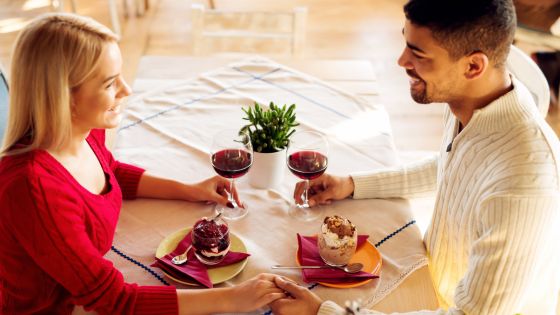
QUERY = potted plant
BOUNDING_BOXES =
[240,102,298,188]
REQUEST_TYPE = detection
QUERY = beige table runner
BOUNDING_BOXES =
[111,57,428,311]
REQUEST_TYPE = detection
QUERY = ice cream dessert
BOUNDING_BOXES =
[317,215,357,266]
[191,217,230,265]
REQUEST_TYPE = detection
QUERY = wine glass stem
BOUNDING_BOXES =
[303,179,310,207]
[228,178,235,204]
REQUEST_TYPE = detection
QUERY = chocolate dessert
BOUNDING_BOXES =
[317,215,357,266]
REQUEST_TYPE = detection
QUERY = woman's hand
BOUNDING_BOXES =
[269,277,323,315]
[293,174,355,207]
[177,274,285,315]
[185,175,242,207]
[136,173,243,207]
[225,274,286,312]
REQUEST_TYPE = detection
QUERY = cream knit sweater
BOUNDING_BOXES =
[318,78,560,315]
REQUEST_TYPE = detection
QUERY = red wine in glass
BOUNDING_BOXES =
[288,151,328,180]
[211,129,253,220]
[212,149,252,179]
[286,131,329,221]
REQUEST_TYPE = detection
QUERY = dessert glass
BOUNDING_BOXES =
[317,215,357,267]
[191,216,230,265]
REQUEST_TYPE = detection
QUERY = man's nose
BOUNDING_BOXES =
[397,49,413,69]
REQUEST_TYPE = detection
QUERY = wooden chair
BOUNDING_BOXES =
[52,0,150,37]
[190,3,307,57]
[52,0,121,36]
[515,25,560,51]
[506,45,551,116]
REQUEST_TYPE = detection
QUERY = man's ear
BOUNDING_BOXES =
[464,51,488,80]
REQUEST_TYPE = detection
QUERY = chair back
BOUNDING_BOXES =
[515,26,560,51]
[506,45,550,116]
[191,4,307,57]
[0,65,8,143]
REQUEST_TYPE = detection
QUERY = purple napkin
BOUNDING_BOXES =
[152,231,250,288]
[296,233,379,283]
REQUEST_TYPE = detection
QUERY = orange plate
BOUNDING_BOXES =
[296,240,382,288]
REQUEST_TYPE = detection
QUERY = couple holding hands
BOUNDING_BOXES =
[1,0,559,314]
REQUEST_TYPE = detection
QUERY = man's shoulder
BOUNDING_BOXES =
[511,118,560,158]
[475,122,560,192]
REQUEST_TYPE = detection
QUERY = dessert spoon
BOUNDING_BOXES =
[271,262,364,274]
[171,245,192,265]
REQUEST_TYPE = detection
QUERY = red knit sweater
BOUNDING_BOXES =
[0,129,178,315]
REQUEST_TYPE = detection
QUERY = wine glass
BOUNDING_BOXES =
[210,128,253,220]
[286,131,329,221]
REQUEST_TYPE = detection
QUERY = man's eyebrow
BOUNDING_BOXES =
[401,28,427,54]
[406,42,426,54]
[102,74,119,83]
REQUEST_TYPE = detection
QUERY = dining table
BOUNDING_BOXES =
[105,55,440,314]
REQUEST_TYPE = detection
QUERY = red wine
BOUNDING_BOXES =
[212,149,252,178]
[288,151,328,180]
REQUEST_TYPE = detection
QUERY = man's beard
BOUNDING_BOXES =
[407,69,431,104]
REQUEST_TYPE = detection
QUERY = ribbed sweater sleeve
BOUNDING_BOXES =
[351,154,438,199]
[317,301,347,315]
[5,175,178,315]
[452,194,560,314]
[317,300,447,315]
[135,286,178,315]
[112,161,145,199]
[317,301,446,315]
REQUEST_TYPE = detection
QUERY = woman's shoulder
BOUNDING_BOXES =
[1,149,39,175]
[0,150,84,223]
[0,150,63,196]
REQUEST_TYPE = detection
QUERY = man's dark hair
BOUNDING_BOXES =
[404,0,516,67]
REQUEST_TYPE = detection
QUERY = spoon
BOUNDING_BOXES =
[212,212,223,221]
[171,245,192,265]
[271,262,364,274]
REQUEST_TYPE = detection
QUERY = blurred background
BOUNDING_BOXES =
[0,0,558,153]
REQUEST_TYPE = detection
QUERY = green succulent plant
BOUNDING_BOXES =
[240,102,299,153]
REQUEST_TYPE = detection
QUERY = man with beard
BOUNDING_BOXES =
[270,0,560,314]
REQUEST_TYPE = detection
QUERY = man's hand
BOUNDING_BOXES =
[269,277,323,315]
[177,274,285,314]
[226,274,286,312]
[293,174,355,207]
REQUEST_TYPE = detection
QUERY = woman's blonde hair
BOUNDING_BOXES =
[0,13,118,156]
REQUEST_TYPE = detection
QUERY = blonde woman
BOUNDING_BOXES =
[0,13,284,314]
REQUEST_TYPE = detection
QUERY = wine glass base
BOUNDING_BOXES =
[288,204,324,222]
[215,203,248,220]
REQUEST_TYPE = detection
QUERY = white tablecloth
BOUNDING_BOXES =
[112,56,428,311]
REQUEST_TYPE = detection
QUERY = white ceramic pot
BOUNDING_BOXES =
[249,149,286,189]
